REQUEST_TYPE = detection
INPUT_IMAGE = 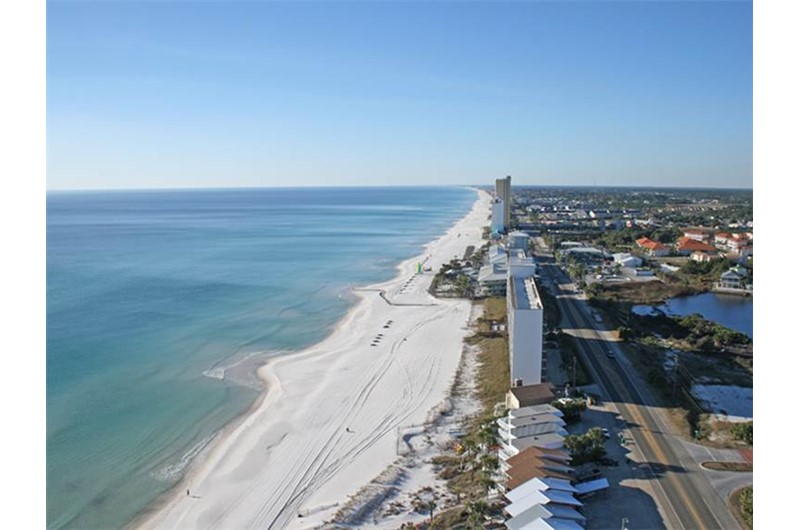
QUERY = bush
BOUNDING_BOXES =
[551,398,587,423]
[739,487,753,528]
[731,422,753,445]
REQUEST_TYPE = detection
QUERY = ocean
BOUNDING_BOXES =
[46,186,476,529]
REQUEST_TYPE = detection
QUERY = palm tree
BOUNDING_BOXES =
[465,500,489,528]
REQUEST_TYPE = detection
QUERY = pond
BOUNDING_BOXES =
[632,292,753,338]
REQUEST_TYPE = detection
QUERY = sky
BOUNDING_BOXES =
[46,0,753,190]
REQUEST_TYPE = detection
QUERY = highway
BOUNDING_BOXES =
[538,258,740,530]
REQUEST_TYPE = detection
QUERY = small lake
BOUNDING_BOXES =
[632,292,753,338]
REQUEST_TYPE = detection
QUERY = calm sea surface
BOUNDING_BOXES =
[632,292,753,338]
[47,186,476,529]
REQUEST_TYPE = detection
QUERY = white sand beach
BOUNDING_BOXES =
[141,189,492,529]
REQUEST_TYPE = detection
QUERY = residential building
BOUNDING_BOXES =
[508,404,564,421]
[496,175,512,227]
[612,252,642,269]
[636,237,670,257]
[691,251,717,263]
[499,433,566,460]
[718,267,748,289]
[492,198,506,234]
[508,230,530,250]
[506,383,555,409]
[682,228,712,243]
[505,505,586,530]
[479,263,509,296]
[507,277,544,387]
[509,249,537,279]
[675,236,717,256]
[505,488,583,518]
[560,246,604,265]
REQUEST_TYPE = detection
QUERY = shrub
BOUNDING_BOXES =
[731,422,753,445]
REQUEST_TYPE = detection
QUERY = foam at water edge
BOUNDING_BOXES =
[150,433,218,482]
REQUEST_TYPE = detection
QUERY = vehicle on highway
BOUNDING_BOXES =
[606,348,614,359]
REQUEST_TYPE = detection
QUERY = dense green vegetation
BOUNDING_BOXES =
[736,487,753,529]
[563,427,606,465]
[629,312,752,352]
[730,421,753,445]
[551,398,587,423]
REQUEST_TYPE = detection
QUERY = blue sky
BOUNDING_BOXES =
[47,1,753,190]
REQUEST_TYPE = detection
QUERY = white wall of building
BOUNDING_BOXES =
[492,199,506,234]
[507,277,544,387]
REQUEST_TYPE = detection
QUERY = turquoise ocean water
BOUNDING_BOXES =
[47,186,476,529]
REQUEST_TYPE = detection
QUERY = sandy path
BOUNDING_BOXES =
[141,188,491,529]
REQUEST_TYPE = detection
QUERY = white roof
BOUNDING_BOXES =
[509,231,530,238]
[510,404,564,419]
[517,517,585,530]
[510,433,565,451]
[504,414,566,428]
[479,263,508,283]
[505,505,585,530]
[506,477,577,503]
[509,423,568,439]
[506,489,582,517]
[562,247,602,255]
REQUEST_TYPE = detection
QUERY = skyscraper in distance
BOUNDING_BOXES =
[495,175,511,228]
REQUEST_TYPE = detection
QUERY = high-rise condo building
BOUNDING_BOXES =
[495,175,512,228]
[507,276,544,387]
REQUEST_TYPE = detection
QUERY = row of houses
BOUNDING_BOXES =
[496,396,609,530]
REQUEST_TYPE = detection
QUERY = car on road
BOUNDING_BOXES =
[600,457,619,467]
[606,348,615,359]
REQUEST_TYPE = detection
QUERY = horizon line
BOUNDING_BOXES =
[46,183,754,193]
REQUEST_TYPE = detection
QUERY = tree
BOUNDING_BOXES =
[564,428,607,464]
[551,398,587,422]
[731,422,753,445]
[465,500,489,529]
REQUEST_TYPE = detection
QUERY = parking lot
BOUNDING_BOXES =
[569,404,668,530]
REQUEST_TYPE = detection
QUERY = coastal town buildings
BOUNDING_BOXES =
[507,276,545,387]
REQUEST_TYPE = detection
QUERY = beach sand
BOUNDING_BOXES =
[140,188,491,529]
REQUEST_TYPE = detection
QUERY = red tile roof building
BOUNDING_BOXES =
[636,237,670,257]
[675,236,717,255]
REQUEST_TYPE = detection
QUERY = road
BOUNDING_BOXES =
[537,255,741,530]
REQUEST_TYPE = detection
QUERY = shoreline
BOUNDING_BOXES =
[135,187,492,529]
